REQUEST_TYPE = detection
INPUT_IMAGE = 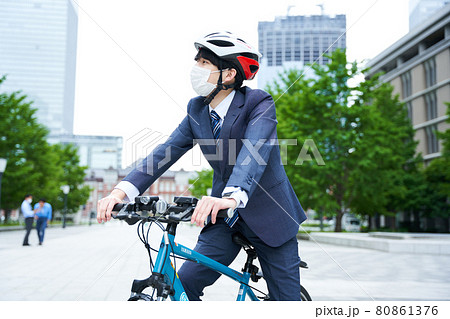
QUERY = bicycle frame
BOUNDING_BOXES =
[152,229,259,301]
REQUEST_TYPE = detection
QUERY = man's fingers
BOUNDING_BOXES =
[210,206,219,224]
[191,196,207,224]
[97,196,121,223]
[197,200,214,226]
[96,201,101,223]
[97,199,106,223]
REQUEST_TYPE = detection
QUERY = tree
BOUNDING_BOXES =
[0,76,90,222]
[420,103,450,231]
[268,49,417,231]
[45,143,91,215]
[188,169,213,199]
[0,76,59,222]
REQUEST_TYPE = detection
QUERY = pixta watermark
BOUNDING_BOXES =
[125,129,325,175]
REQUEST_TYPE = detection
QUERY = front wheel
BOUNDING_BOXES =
[300,285,312,301]
[128,292,155,301]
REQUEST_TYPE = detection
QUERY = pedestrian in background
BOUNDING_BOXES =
[21,194,34,246]
[34,198,52,245]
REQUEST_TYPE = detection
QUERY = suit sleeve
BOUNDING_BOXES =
[225,91,278,200]
[122,102,195,195]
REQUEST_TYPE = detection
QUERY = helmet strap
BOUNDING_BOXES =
[203,68,234,105]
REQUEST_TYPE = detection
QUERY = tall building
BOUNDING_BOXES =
[0,0,78,137]
[409,0,450,30]
[48,134,123,170]
[366,4,450,166]
[257,13,346,89]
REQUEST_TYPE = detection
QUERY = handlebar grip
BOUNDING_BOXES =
[113,203,125,211]
[216,209,232,219]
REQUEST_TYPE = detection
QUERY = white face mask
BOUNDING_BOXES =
[27,198,32,203]
[190,65,221,97]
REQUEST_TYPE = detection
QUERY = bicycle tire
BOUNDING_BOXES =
[128,292,155,301]
[300,285,312,301]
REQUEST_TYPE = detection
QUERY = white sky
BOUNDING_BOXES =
[72,0,410,169]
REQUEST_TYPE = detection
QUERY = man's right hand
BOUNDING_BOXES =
[97,189,126,223]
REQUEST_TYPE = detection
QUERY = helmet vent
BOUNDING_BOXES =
[207,40,235,47]
[249,65,259,73]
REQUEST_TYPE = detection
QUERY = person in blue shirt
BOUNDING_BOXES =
[34,198,52,245]
[21,194,35,246]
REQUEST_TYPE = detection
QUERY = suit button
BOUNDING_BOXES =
[224,178,229,182]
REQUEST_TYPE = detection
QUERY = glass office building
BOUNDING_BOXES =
[0,0,78,137]
[257,14,346,89]
[48,134,123,170]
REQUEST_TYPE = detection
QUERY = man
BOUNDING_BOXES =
[97,31,307,300]
[21,194,34,246]
[34,198,52,245]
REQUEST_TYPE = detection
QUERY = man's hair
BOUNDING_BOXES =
[39,198,46,202]
[194,48,243,89]
[24,194,32,199]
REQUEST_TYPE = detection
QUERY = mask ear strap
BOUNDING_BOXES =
[203,67,233,105]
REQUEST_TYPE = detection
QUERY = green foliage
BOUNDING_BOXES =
[421,102,450,220]
[268,49,418,231]
[188,169,213,199]
[46,143,91,215]
[0,76,90,221]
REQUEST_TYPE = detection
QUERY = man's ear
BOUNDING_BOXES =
[224,68,237,84]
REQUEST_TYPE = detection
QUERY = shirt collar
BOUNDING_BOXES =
[208,90,236,120]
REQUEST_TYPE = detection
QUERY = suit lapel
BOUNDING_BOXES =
[219,89,245,176]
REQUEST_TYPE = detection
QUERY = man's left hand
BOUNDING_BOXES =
[191,196,237,227]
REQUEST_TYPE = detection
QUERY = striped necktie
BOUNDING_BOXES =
[209,109,239,227]
[210,110,221,142]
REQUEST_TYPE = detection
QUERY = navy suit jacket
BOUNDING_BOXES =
[123,86,307,247]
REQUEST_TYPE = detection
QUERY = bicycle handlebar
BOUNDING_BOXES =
[111,196,231,225]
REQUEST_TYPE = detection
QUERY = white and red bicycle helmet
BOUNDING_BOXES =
[194,31,262,81]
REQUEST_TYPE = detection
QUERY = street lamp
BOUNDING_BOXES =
[61,185,70,228]
[0,158,7,223]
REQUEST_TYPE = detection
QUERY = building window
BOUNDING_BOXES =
[294,50,300,61]
[313,50,319,62]
[424,91,438,121]
[285,35,292,46]
[406,101,413,122]
[276,51,282,66]
[267,51,273,66]
[400,71,412,99]
[285,50,291,61]
[425,125,439,154]
[304,51,310,63]
[424,57,436,88]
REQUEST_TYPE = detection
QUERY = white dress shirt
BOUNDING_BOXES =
[115,90,248,208]
[21,200,34,218]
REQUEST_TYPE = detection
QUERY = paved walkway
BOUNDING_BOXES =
[299,231,450,255]
[1,222,450,301]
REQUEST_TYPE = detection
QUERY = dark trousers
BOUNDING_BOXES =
[36,217,48,243]
[23,217,34,245]
[177,218,301,301]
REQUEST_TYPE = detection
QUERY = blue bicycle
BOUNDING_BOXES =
[112,195,311,301]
